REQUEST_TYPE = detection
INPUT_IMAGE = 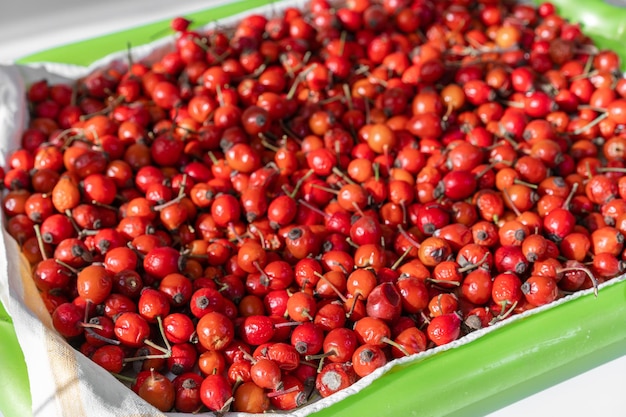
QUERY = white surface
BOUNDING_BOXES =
[0,2,625,417]
[486,355,626,417]
[0,0,230,64]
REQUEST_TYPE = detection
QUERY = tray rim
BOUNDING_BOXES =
[5,0,626,416]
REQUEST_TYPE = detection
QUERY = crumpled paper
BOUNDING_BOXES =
[0,2,621,416]
[0,63,174,417]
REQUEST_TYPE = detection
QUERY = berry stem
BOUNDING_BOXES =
[391,246,412,270]
[313,272,347,303]
[501,186,522,217]
[55,259,80,275]
[572,112,608,136]
[267,384,301,398]
[560,267,599,298]
[33,224,48,261]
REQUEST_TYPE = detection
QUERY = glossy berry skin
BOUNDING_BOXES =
[322,327,359,363]
[233,381,270,413]
[51,303,84,338]
[350,216,384,246]
[163,313,195,344]
[91,345,125,373]
[189,287,225,319]
[365,282,402,322]
[76,265,114,305]
[266,342,300,371]
[491,273,524,309]
[251,357,282,390]
[83,315,115,347]
[240,315,276,346]
[291,322,324,356]
[32,258,72,292]
[269,374,306,410]
[138,371,176,412]
[39,213,75,244]
[200,374,233,412]
[461,269,493,305]
[415,204,450,235]
[494,245,529,275]
[426,314,461,346]
[113,312,150,348]
[522,275,559,306]
[172,373,203,413]
[211,194,242,227]
[197,311,235,351]
[396,276,430,314]
[143,246,181,279]
[351,344,387,377]
[440,170,477,201]
[392,327,427,358]
[543,208,577,243]
[286,291,317,322]
[138,287,170,322]
[167,342,198,375]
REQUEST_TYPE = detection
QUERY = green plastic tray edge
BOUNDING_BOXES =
[0,300,32,417]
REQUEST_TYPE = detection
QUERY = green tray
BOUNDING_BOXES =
[4,0,626,416]
[547,0,626,69]
[0,300,32,417]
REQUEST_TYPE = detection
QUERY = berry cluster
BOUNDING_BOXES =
[4,0,626,413]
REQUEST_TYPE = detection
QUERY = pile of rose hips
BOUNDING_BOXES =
[5,0,626,413]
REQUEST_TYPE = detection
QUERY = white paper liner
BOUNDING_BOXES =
[1,1,624,416]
